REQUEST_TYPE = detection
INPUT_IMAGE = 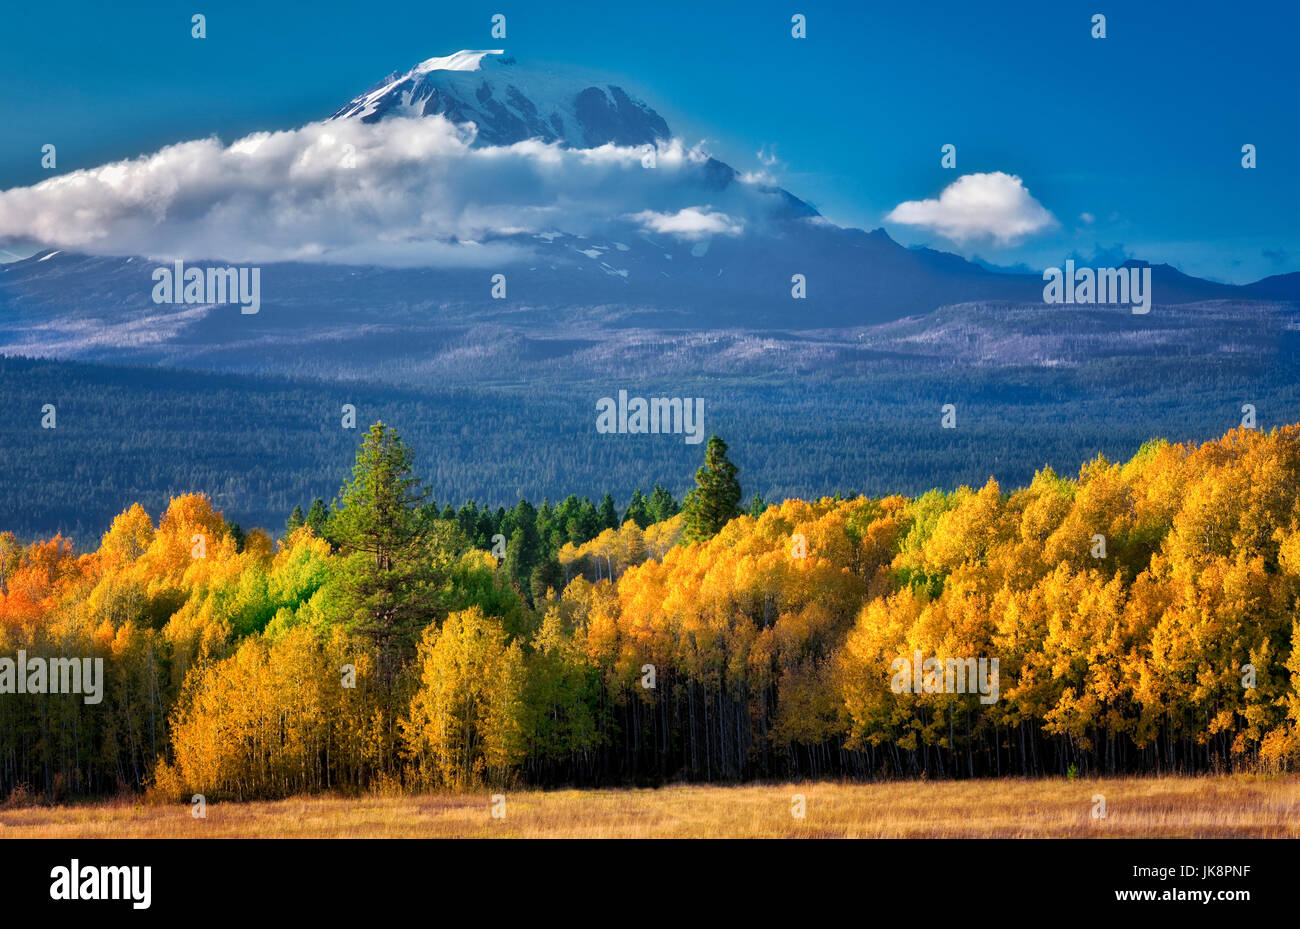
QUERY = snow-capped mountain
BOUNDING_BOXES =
[330,49,672,149]
[329,49,819,218]
[1,48,1297,387]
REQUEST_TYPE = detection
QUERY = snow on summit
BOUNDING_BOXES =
[0,47,817,269]
[330,49,672,149]
[336,50,505,121]
[412,49,504,74]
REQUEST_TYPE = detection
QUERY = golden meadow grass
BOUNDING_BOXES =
[1,775,1295,838]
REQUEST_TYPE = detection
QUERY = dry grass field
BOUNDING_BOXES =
[0,775,1296,838]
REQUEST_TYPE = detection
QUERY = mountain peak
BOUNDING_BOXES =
[330,50,670,149]
[411,49,505,75]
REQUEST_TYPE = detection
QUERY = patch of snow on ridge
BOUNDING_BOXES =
[412,50,505,74]
[336,51,506,121]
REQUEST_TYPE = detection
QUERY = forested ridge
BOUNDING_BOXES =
[6,351,1300,543]
[2,421,1300,801]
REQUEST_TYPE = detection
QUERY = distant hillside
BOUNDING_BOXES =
[4,342,1300,542]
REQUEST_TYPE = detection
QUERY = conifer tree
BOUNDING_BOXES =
[331,423,437,671]
[304,498,330,538]
[597,493,620,531]
[503,500,542,592]
[625,489,652,528]
[647,484,680,523]
[682,436,742,542]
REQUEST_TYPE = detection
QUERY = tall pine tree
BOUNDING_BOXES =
[331,422,439,674]
[682,435,742,543]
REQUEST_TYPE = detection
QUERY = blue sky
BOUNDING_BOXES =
[0,0,1294,282]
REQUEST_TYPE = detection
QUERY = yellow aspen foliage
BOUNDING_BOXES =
[11,421,1300,796]
[401,607,528,789]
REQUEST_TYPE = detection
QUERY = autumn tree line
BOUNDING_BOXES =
[2,423,1300,800]
[280,480,704,607]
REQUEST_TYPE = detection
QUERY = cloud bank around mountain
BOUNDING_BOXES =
[0,116,784,267]
[885,172,1057,246]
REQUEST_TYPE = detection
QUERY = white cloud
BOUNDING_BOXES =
[738,170,777,186]
[885,172,1057,246]
[739,144,783,186]
[0,118,782,267]
[630,207,743,240]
